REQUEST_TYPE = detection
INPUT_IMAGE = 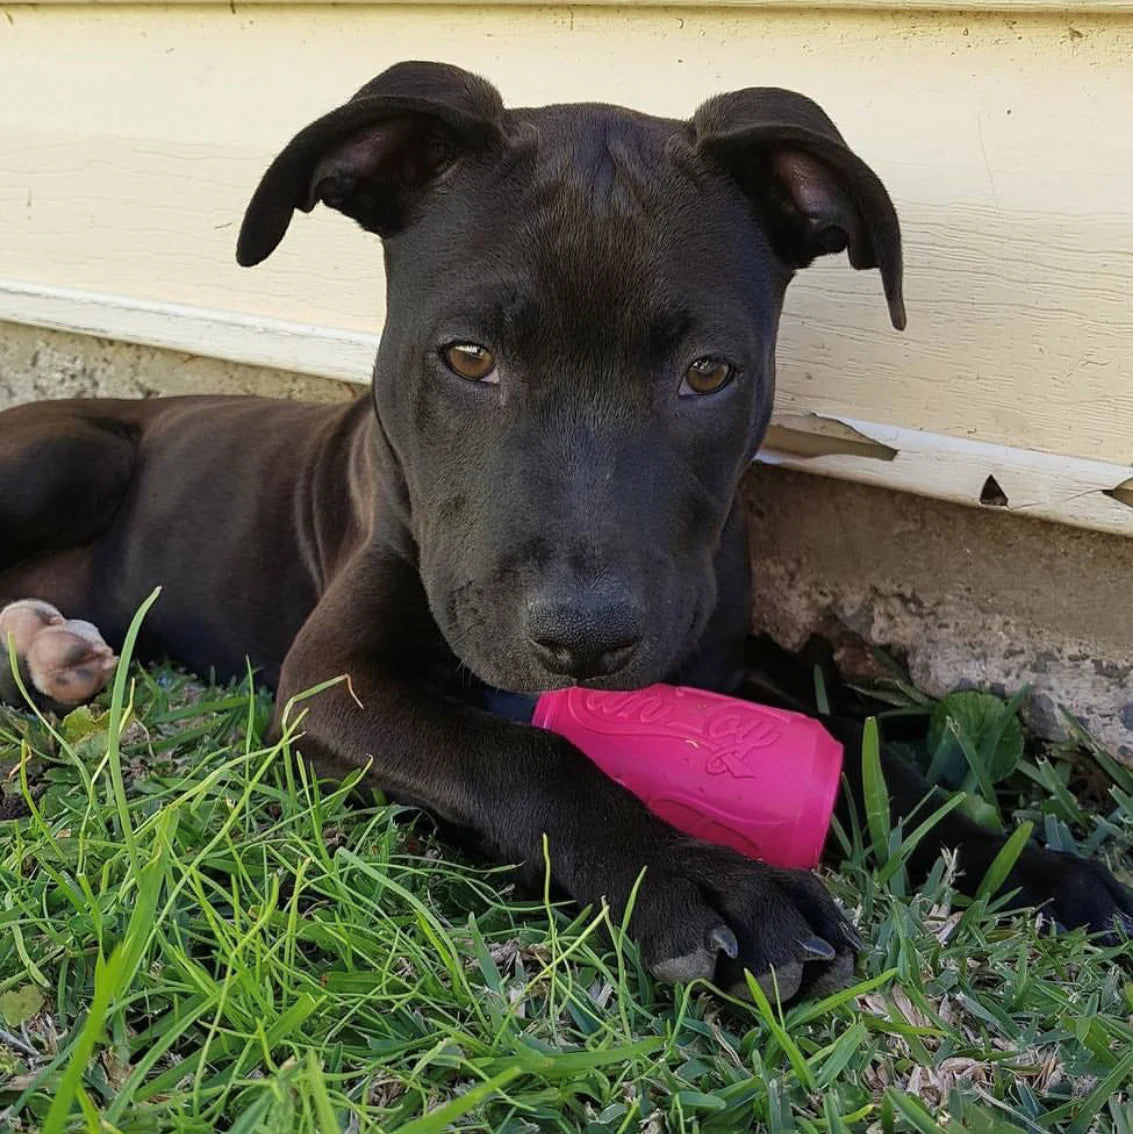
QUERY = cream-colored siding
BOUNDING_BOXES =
[2,3,1132,532]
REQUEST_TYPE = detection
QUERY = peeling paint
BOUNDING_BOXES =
[763,414,898,462]
[979,474,1009,506]
[760,415,1133,540]
[1103,477,1133,509]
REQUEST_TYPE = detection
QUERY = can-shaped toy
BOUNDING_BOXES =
[533,684,843,869]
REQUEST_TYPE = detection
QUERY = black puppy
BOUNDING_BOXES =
[1,62,1128,1001]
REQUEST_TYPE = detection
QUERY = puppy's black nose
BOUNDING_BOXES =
[526,596,643,680]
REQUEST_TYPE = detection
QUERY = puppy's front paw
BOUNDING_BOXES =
[626,840,861,1003]
[1007,846,1133,941]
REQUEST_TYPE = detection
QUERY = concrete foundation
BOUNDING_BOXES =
[743,466,1133,761]
[0,320,356,407]
[3,320,1130,763]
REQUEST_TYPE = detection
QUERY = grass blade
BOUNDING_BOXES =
[975,821,1034,903]
[395,1067,521,1134]
[862,717,890,867]
[884,1088,942,1134]
[306,1050,341,1134]
[104,586,162,872]
[41,946,127,1134]
[743,971,816,1090]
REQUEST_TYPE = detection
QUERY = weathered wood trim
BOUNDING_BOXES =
[18,0,1133,10]
[0,280,378,386]
[761,419,1133,538]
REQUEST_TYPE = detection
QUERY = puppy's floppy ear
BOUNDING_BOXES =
[237,60,505,267]
[693,88,905,330]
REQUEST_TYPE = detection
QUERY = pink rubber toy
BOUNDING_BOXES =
[532,684,843,869]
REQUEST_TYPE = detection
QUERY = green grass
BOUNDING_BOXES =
[1,621,1132,1131]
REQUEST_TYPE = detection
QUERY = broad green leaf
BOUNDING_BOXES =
[928,691,1024,789]
[0,985,45,1027]
[59,704,108,745]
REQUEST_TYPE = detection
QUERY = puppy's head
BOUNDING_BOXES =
[239,62,904,692]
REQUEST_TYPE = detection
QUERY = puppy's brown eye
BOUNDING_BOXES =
[442,343,497,383]
[682,357,734,396]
